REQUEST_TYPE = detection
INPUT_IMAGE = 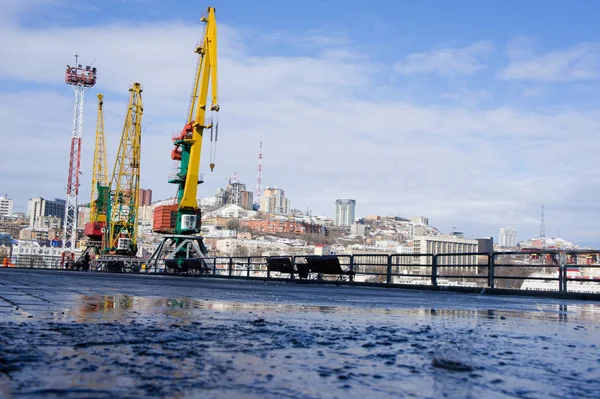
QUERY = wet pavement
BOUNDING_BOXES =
[0,268,599,398]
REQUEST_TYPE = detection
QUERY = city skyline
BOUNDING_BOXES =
[0,1,599,247]
[4,187,591,248]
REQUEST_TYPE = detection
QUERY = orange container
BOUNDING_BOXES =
[153,205,178,233]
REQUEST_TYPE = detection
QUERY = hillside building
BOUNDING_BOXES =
[350,223,367,238]
[240,219,323,235]
[260,187,290,215]
[410,216,429,225]
[0,194,14,216]
[215,182,254,210]
[139,189,153,206]
[499,227,517,247]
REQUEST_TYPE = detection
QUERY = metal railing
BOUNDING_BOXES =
[3,250,600,295]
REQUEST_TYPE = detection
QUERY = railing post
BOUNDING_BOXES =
[247,257,251,277]
[266,257,271,279]
[349,255,354,282]
[386,255,392,284]
[432,255,438,287]
[488,253,495,289]
[558,261,563,292]
[290,256,295,280]
[228,257,232,277]
[559,253,566,292]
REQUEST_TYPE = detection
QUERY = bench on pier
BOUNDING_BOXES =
[305,256,354,281]
[266,257,295,277]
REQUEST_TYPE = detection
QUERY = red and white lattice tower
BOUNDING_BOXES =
[62,56,97,252]
[255,139,263,204]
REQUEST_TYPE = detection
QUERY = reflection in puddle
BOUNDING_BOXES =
[72,294,600,323]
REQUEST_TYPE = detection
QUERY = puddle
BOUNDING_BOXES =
[63,294,600,324]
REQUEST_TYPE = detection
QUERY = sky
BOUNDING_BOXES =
[1,0,599,247]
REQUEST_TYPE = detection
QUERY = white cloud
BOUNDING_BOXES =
[500,42,600,81]
[505,35,536,59]
[393,41,494,76]
[441,88,492,107]
[0,5,599,244]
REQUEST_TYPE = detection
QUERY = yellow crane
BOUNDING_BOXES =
[149,7,219,272]
[104,83,143,255]
[84,93,110,242]
[178,6,219,212]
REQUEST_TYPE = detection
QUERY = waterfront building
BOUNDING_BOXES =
[412,235,478,268]
[27,197,66,228]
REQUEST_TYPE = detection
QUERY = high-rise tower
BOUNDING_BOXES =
[499,227,517,247]
[335,199,356,227]
[63,56,97,252]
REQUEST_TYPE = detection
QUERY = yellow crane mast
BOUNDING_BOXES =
[178,6,219,212]
[90,93,109,221]
[84,94,110,242]
[104,83,143,255]
[83,93,110,244]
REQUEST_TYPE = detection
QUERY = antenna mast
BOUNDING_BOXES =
[540,205,546,238]
[255,139,263,204]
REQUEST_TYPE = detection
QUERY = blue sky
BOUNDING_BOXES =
[27,0,600,38]
[1,0,599,246]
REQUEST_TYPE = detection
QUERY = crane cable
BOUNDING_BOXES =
[209,111,219,172]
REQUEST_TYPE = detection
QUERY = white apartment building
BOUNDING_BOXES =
[335,199,355,227]
[499,227,517,247]
[0,194,13,216]
[138,205,154,223]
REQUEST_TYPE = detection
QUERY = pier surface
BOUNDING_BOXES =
[1,268,599,398]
